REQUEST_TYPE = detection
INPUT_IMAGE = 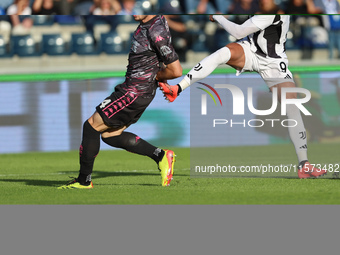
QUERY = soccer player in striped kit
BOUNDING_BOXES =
[160,15,327,179]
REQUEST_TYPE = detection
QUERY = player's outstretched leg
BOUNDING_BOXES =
[102,132,175,186]
[159,46,233,102]
[158,149,176,186]
[298,161,327,179]
[272,82,328,179]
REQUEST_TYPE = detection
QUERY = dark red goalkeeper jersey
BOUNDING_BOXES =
[117,15,179,96]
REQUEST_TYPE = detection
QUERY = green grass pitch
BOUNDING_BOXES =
[0,143,339,204]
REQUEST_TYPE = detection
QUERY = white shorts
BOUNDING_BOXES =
[236,40,295,87]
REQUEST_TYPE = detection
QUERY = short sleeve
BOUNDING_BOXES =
[250,15,276,30]
[150,20,178,65]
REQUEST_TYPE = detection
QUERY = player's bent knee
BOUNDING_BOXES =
[101,135,119,146]
[226,43,243,56]
[87,115,95,126]
[101,126,127,139]
[88,112,103,127]
[226,43,245,68]
[101,132,137,149]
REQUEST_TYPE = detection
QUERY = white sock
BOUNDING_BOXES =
[178,46,231,91]
[286,104,308,163]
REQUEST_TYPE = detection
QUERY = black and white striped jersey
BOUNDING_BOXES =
[247,15,289,59]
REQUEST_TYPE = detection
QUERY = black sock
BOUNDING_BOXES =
[102,132,165,164]
[177,84,182,94]
[299,160,308,169]
[77,173,92,185]
[78,120,101,184]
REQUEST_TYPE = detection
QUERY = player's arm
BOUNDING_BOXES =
[156,59,182,81]
[211,15,275,40]
[151,23,182,81]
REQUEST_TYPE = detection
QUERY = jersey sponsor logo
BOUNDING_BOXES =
[155,35,164,42]
[284,74,292,79]
[100,99,111,109]
[194,63,203,71]
[160,45,172,56]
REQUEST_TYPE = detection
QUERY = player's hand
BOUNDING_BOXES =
[209,15,215,22]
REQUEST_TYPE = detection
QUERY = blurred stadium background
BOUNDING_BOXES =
[0,6,340,154]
